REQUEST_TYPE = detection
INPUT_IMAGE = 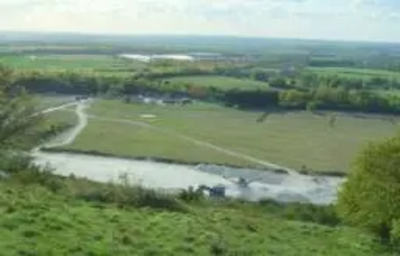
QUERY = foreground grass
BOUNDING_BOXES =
[163,75,270,90]
[64,100,400,173]
[0,175,389,256]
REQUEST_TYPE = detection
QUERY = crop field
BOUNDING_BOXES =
[0,54,146,73]
[59,100,399,173]
[163,75,269,90]
[308,67,400,80]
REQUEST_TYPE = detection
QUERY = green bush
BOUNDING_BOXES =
[177,186,205,202]
[75,179,188,213]
[336,134,400,244]
[0,152,35,174]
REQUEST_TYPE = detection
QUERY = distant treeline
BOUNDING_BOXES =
[11,69,400,115]
[308,59,357,68]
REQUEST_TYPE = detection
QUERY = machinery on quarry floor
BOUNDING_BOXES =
[197,176,258,198]
[198,185,226,198]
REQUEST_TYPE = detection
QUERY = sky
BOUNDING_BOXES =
[0,0,399,42]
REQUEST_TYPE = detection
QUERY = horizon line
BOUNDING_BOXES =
[1,30,400,45]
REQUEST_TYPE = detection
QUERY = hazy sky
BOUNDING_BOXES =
[0,0,399,42]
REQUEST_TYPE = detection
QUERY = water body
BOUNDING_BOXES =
[32,100,345,205]
[119,54,195,62]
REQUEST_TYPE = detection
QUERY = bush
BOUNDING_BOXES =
[336,134,400,244]
[74,175,188,213]
[0,152,35,174]
[0,151,65,192]
[178,186,205,202]
[10,166,65,193]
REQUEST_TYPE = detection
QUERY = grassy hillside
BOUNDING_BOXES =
[0,173,389,256]
[59,100,399,173]
[163,76,269,90]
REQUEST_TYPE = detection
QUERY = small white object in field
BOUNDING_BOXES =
[140,114,157,119]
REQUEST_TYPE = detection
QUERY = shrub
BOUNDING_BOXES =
[336,134,400,244]
[0,151,35,174]
[177,186,205,202]
[74,175,188,213]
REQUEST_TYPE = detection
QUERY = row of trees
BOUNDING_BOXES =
[213,65,400,92]
[9,69,400,114]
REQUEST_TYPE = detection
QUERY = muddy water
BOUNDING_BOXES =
[32,100,345,205]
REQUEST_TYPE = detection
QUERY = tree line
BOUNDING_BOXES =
[3,66,399,114]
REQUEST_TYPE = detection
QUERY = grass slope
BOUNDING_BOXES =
[0,180,388,256]
[62,100,399,173]
[164,75,269,90]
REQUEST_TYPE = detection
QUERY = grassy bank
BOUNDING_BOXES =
[59,99,399,174]
[0,163,391,256]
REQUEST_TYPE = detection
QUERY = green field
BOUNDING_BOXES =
[59,100,399,173]
[164,75,270,90]
[308,67,400,81]
[0,176,389,256]
[0,54,146,73]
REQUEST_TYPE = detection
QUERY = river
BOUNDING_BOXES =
[32,99,345,205]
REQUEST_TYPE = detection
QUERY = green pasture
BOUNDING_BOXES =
[60,100,400,173]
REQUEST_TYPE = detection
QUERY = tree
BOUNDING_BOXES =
[250,69,269,82]
[336,134,400,244]
[0,65,43,150]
